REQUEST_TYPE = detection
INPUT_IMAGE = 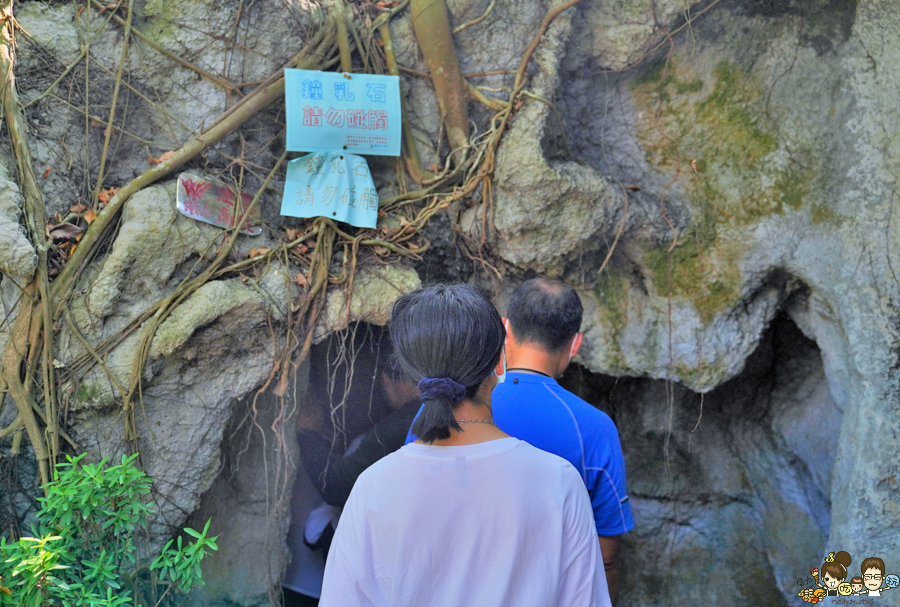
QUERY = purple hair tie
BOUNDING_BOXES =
[418,377,467,404]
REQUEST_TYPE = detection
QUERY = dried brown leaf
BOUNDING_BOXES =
[84,208,97,224]
[98,187,118,204]
[149,150,176,165]
[69,204,87,214]
[49,222,84,241]
[294,272,309,287]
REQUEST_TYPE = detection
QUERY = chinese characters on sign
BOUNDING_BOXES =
[176,173,262,235]
[285,70,401,157]
[280,152,379,229]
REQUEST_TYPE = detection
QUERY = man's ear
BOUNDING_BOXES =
[502,317,514,343]
[570,333,584,358]
[494,348,506,376]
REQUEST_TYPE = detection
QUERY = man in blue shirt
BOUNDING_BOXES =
[405,278,634,602]
[496,278,633,604]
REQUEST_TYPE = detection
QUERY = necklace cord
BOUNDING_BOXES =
[506,367,553,378]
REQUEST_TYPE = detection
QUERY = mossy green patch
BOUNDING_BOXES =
[594,270,629,332]
[592,270,631,373]
[76,382,102,404]
[643,236,745,325]
[675,79,704,94]
[810,202,837,223]
[629,55,832,320]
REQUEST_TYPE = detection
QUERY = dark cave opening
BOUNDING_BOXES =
[559,313,838,605]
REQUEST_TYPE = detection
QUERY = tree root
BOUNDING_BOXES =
[378,22,434,183]
[92,0,134,209]
[0,0,53,486]
[410,0,470,158]
[330,0,354,73]
[0,10,337,477]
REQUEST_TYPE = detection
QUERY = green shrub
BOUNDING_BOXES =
[0,453,218,607]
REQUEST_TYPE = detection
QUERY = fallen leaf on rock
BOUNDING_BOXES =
[148,150,176,165]
[286,228,302,241]
[48,222,84,241]
[248,247,270,258]
[58,242,77,258]
[373,245,389,256]
[98,187,118,204]
[69,204,87,214]
[90,116,104,128]
[42,167,51,178]
[294,273,308,287]
[84,208,97,224]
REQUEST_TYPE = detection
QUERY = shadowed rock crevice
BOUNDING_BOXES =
[561,314,836,605]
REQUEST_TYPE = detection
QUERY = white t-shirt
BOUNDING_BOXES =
[320,437,610,607]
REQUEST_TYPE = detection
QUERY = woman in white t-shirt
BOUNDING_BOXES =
[319,284,610,607]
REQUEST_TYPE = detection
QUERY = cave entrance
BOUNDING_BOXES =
[283,322,403,604]
[185,322,406,606]
[559,314,838,605]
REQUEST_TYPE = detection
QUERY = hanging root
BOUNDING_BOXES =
[410,0,470,160]
[378,22,434,183]
[0,0,54,486]
[330,0,354,73]
[51,19,338,307]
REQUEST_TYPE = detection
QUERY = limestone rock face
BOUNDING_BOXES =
[485,0,900,604]
[570,317,839,605]
[0,163,36,280]
[58,183,291,545]
[317,265,421,340]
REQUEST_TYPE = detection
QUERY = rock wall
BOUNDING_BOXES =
[562,315,839,605]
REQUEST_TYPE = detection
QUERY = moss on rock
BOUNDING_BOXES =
[630,55,827,322]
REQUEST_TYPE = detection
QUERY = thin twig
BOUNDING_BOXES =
[452,0,495,34]
[92,0,134,209]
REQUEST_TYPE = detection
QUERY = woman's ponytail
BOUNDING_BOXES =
[410,377,471,442]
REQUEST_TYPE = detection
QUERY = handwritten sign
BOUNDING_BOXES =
[176,173,262,236]
[280,152,378,228]
[285,70,401,156]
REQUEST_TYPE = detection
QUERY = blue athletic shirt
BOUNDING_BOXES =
[404,371,635,536]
